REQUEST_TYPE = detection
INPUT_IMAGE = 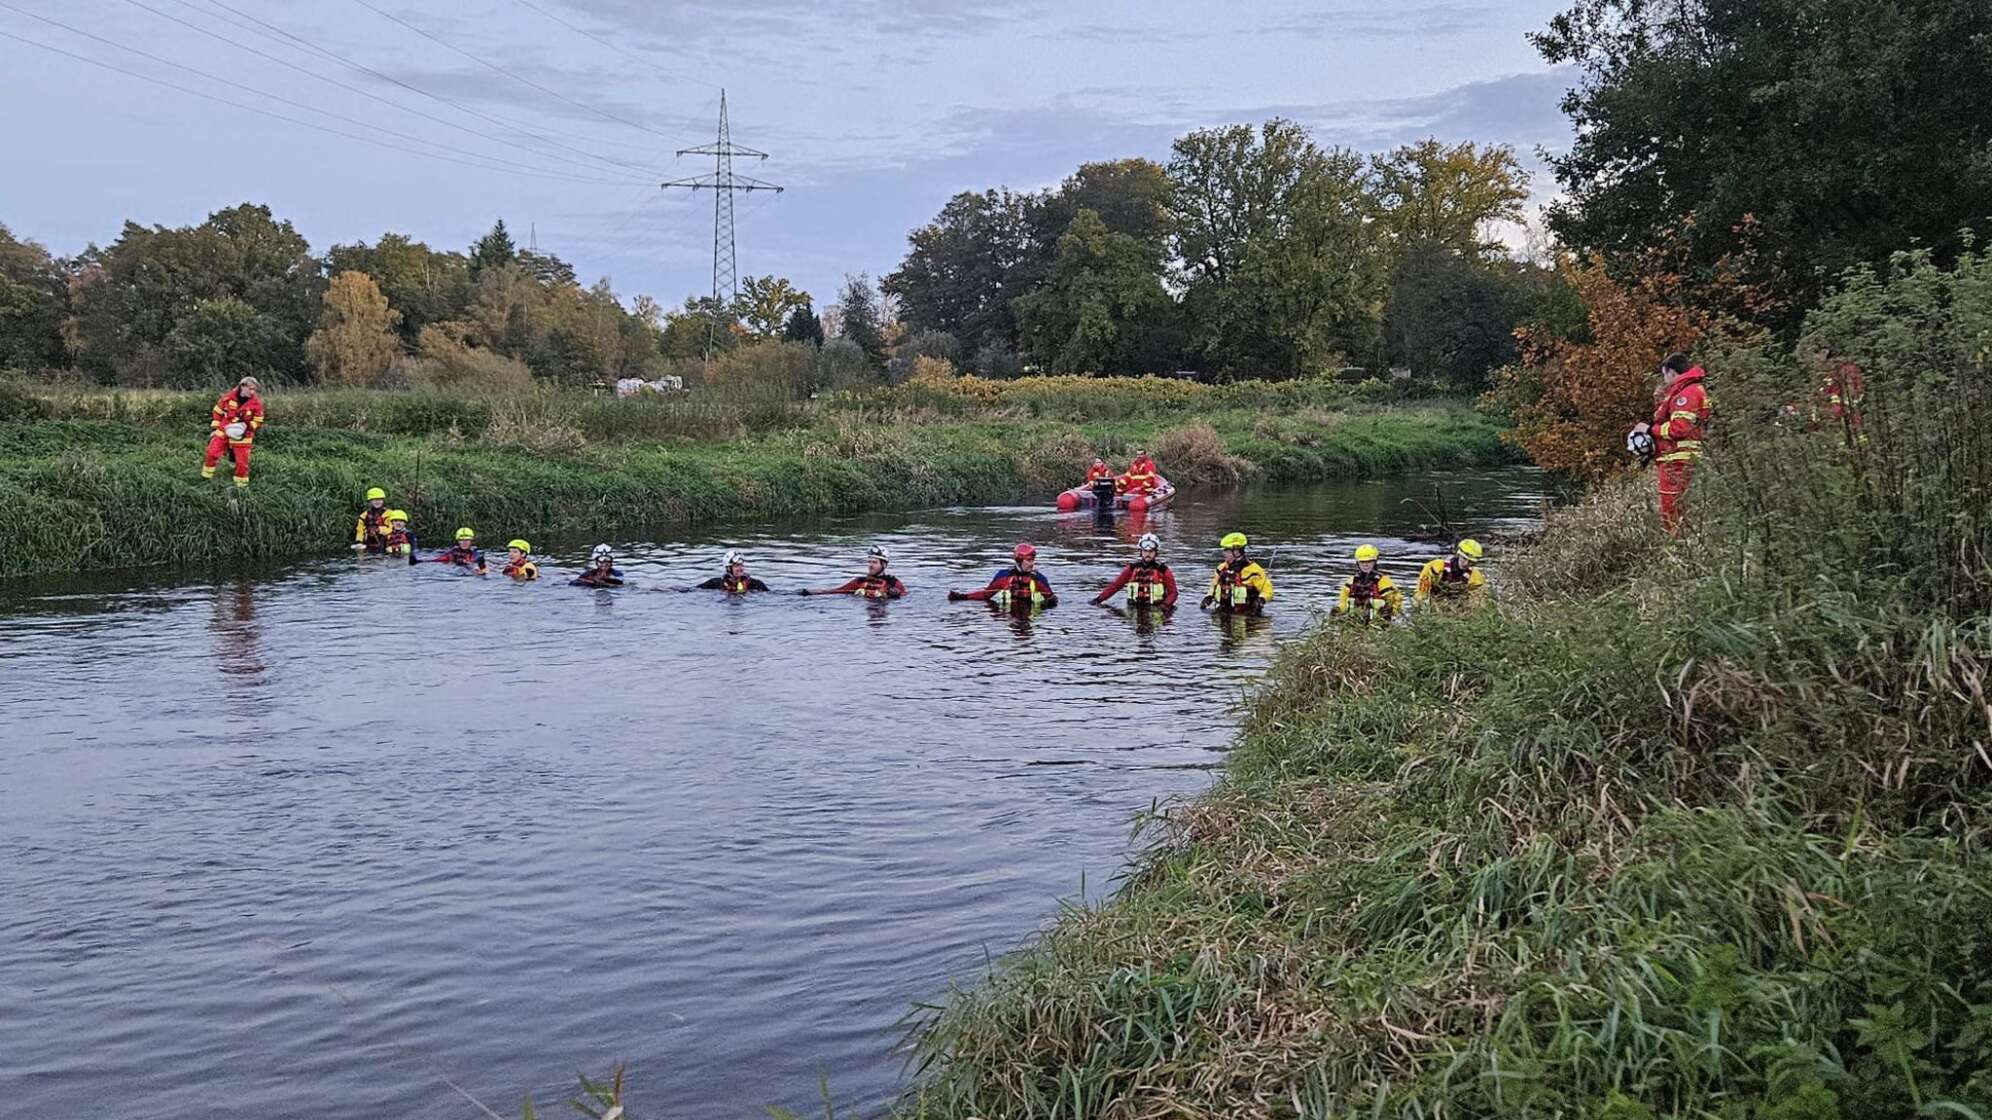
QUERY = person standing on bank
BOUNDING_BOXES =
[202,376,265,489]
[1630,352,1711,534]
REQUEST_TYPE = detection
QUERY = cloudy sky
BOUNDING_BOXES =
[0,0,1578,309]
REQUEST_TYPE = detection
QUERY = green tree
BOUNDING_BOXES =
[306,270,402,385]
[831,273,888,368]
[1534,0,1992,321]
[734,275,812,339]
[782,303,824,346]
[1014,209,1184,374]
[469,219,518,279]
[659,295,738,361]
[883,189,1037,357]
[1381,241,1524,391]
[165,297,280,387]
[69,203,321,385]
[0,224,67,372]
[1168,119,1387,377]
[324,234,471,347]
[1030,158,1174,249]
[1369,139,1530,260]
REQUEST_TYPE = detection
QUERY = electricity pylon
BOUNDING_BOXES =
[662,90,783,359]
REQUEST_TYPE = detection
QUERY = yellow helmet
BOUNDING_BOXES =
[1220,532,1248,550]
[1355,544,1379,563]
[386,509,408,524]
[364,487,386,501]
[455,527,476,541]
[507,539,530,553]
[1458,538,1484,560]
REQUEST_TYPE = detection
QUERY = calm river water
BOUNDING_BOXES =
[1,469,1546,1119]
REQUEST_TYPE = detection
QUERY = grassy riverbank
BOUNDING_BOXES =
[0,382,1512,579]
[895,261,1992,1117]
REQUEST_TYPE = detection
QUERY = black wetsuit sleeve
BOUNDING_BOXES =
[748,578,771,591]
[696,577,725,589]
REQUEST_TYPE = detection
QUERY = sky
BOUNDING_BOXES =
[0,0,1580,310]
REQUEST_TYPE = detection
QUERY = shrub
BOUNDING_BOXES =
[413,323,532,392]
[1154,421,1248,486]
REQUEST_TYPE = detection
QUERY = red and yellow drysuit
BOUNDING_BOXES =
[1652,366,1711,534]
[203,388,265,486]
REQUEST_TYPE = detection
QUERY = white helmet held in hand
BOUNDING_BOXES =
[223,422,247,440]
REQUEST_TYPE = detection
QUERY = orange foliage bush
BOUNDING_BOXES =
[1488,263,1704,478]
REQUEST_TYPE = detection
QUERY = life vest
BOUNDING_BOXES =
[503,559,539,580]
[358,508,389,551]
[442,545,482,568]
[722,573,755,594]
[1347,569,1384,606]
[1085,464,1114,483]
[1214,560,1266,610]
[852,574,898,599]
[990,570,1046,608]
[1652,368,1710,464]
[385,529,414,555]
[1128,561,1169,604]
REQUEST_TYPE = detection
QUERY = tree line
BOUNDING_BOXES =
[0,207,835,392]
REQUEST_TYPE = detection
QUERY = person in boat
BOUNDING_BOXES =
[353,487,391,553]
[1334,544,1403,625]
[1118,449,1158,495]
[1085,457,1116,485]
[949,542,1057,608]
[1415,539,1487,610]
[1091,532,1177,609]
[431,527,488,574]
[383,510,417,558]
[1200,532,1273,615]
[799,544,907,599]
[501,539,540,581]
[572,544,625,587]
[697,550,772,593]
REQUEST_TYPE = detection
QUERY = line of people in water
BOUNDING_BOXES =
[350,486,1490,618]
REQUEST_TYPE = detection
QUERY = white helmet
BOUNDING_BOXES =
[867,544,889,562]
[1137,532,1161,552]
[1626,429,1655,456]
[591,544,613,563]
[723,549,745,567]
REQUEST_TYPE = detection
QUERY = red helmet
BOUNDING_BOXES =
[1013,542,1037,560]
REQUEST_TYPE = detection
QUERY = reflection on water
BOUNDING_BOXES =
[0,469,1545,1120]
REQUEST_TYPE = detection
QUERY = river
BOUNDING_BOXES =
[0,469,1546,1119]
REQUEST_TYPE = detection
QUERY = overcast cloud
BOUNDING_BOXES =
[0,0,1576,307]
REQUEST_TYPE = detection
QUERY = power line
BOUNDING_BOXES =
[503,0,704,89]
[182,0,666,171]
[348,0,680,142]
[114,0,642,183]
[0,26,646,187]
[0,1,654,185]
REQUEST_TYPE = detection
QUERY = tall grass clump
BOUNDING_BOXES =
[897,251,1992,1117]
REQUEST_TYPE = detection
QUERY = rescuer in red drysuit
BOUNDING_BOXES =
[202,376,266,488]
[799,545,908,599]
[1091,532,1178,608]
[1630,352,1710,535]
[948,542,1058,608]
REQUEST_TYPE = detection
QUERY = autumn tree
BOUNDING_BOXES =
[1487,262,1707,478]
[1369,139,1530,260]
[734,275,812,339]
[324,234,470,347]
[306,271,402,385]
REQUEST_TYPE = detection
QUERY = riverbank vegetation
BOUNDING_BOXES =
[0,377,1510,579]
[893,251,1992,1118]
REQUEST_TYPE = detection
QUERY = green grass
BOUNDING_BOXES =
[0,396,1513,579]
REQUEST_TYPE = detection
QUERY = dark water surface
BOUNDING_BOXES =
[2,470,1546,1119]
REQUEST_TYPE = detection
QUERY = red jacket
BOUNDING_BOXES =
[211,390,266,444]
[1093,561,1177,607]
[1652,368,1710,464]
[1816,362,1864,433]
[1085,463,1115,483]
[958,568,1057,606]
